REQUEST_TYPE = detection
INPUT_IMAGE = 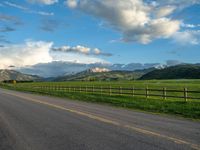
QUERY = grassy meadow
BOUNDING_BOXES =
[1,79,200,119]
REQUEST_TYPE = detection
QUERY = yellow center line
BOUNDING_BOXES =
[3,91,200,150]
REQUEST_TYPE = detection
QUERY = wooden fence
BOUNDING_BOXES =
[32,85,200,101]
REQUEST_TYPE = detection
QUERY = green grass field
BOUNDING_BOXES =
[1,80,200,119]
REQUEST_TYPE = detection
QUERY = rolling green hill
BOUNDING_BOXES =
[140,64,200,80]
[0,70,42,82]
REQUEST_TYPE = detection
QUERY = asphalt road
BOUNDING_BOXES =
[0,88,200,150]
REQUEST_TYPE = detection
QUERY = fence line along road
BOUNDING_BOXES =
[30,85,200,102]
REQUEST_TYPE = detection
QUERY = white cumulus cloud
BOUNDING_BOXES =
[52,45,112,56]
[93,48,101,55]
[181,23,200,28]
[172,30,200,45]
[154,0,200,9]
[0,40,53,69]
[0,41,109,69]
[64,0,77,8]
[66,0,181,44]
[52,45,91,54]
[154,6,176,18]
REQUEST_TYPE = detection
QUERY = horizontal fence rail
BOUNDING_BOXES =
[23,85,200,101]
[1,82,200,101]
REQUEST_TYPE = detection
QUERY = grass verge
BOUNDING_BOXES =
[1,84,200,120]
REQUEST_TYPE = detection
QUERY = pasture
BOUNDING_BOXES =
[1,79,200,119]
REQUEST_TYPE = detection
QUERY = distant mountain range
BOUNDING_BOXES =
[18,61,166,77]
[140,64,200,80]
[1,64,200,82]
[54,67,154,81]
[108,63,164,71]
[51,64,200,81]
[0,70,42,82]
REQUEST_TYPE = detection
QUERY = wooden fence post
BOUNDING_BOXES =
[39,85,195,101]
[119,86,122,96]
[132,86,135,97]
[163,87,166,100]
[184,88,188,102]
[146,87,149,99]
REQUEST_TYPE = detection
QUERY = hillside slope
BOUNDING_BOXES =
[0,70,42,82]
[55,68,154,81]
[140,64,200,80]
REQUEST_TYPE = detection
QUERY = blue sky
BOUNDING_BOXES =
[0,0,200,71]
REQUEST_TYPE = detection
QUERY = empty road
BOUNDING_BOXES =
[0,88,200,150]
